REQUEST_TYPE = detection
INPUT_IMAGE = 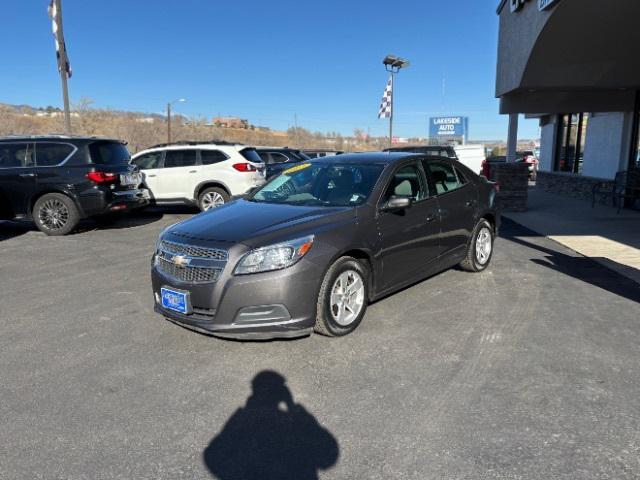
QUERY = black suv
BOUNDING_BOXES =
[0,136,149,235]
[255,148,311,179]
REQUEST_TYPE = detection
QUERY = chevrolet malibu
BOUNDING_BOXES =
[151,152,500,339]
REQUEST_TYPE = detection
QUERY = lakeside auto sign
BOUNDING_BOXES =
[429,117,468,141]
[510,0,559,13]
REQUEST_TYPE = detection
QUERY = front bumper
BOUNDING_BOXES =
[150,255,323,340]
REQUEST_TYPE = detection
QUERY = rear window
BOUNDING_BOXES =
[88,141,131,165]
[240,148,263,164]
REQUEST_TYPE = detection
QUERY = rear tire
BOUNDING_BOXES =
[33,193,80,236]
[460,219,494,272]
[314,257,369,337]
[198,187,229,212]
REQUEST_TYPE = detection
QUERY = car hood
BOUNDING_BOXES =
[168,199,354,245]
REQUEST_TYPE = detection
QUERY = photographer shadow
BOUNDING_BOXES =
[203,370,339,480]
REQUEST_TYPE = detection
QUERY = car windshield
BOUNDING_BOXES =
[250,162,384,207]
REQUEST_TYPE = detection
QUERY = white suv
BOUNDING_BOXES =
[131,142,265,211]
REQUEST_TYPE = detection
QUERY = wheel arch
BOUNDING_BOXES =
[194,181,231,201]
[29,188,83,219]
[480,212,497,234]
[335,248,377,301]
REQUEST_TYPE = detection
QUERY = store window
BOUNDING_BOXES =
[555,113,588,174]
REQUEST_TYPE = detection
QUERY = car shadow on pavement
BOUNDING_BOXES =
[203,370,339,480]
[500,218,640,304]
[0,220,29,241]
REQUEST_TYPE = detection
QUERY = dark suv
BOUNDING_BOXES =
[255,148,311,179]
[0,136,149,235]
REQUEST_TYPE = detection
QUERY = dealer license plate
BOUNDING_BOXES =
[161,287,189,314]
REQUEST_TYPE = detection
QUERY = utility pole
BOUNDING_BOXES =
[166,98,186,144]
[50,0,72,134]
[167,102,172,143]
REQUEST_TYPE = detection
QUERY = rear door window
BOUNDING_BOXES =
[35,143,74,166]
[200,150,228,165]
[89,141,131,165]
[0,143,34,168]
[132,151,163,169]
[424,160,463,195]
[164,150,197,168]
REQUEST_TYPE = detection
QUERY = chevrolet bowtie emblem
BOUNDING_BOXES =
[172,255,190,267]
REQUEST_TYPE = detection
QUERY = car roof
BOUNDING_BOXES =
[0,135,125,143]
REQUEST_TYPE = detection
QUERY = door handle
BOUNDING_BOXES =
[426,213,437,223]
[19,173,36,178]
[189,170,197,174]
[147,174,156,178]
[465,200,476,208]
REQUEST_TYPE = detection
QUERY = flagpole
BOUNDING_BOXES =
[53,0,72,134]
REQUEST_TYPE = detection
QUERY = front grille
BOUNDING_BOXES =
[160,240,228,260]
[156,256,221,284]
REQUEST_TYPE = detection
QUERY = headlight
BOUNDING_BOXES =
[234,235,314,275]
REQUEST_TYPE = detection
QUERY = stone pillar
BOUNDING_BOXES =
[490,162,529,212]
[507,113,519,163]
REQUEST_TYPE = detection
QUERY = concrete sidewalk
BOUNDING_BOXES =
[504,187,640,285]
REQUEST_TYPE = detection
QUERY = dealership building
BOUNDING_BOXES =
[496,0,640,199]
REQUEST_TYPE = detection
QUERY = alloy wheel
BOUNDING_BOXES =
[38,199,69,231]
[201,191,225,211]
[475,227,493,265]
[330,269,365,326]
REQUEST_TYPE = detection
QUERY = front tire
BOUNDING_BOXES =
[314,257,369,337]
[198,187,229,212]
[33,193,80,236]
[460,219,494,272]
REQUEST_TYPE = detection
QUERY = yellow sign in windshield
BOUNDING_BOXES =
[283,163,311,175]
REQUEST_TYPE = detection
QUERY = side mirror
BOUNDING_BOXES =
[381,196,411,212]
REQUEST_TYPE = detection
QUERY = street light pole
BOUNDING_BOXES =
[166,98,186,143]
[389,73,394,147]
[382,55,410,148]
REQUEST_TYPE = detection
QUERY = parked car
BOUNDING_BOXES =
[481,155,507,178]
[255,147,310,179]
[383,145,457,158]
[385,145,486,175]
[0,135,149,235]
[302,149,344,159]
[517,150,539,180]
[151,152,500,339]
[130,141,265,211]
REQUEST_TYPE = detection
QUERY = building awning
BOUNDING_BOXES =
[498,0,640,114]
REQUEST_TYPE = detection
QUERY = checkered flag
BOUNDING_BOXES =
[48,0,72,78]
[378,75,393,119]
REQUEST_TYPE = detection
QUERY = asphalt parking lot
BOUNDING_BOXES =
[1,210,639,480]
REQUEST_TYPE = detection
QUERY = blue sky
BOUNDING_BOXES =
[0,0,539,140]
